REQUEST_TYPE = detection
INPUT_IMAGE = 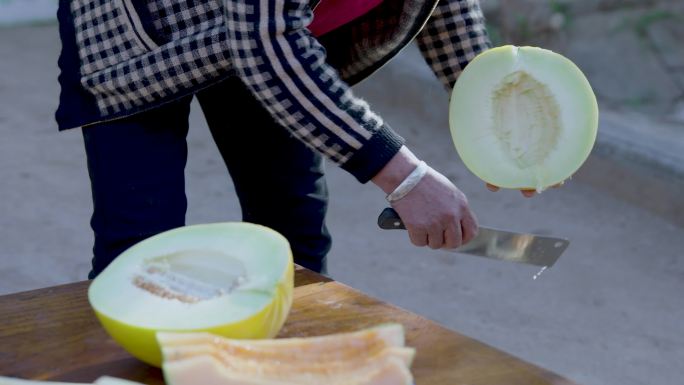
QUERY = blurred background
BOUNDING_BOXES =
[1,1,682,384]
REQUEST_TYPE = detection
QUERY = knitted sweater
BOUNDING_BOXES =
[58,0,490,182]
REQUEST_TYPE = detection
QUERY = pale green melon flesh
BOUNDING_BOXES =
[450,45,598,191]
[93,378,145,385]
[0,377,143,385]
[0,378,88,385]
[89,223,291,330]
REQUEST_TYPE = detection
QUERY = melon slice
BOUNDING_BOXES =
[157,323,405,358]
[163,354,413,385]
[450,45,598,192]
[92,378,144,385]
[161,343,415,369]
[93,376,142,385]
[0,377,142,385]
[158,324,415,385]
[0,378,88,385]
[88,223,294,367]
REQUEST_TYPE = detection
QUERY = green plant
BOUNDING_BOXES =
[548,0,572,28]
[623,95,655,108]
[632,10,676,37]
[613,9,678,38]
[515,14,532,42]
[486,23,504,46]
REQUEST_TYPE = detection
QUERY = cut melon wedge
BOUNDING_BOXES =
[88,223,294,367]
[157,323,405,358]
[0,377,142,385]
[92,378,144,385]
[0,378,88,385]
[161,344,416,369]
[158,324,415,385]
[163,354,413,385]
[450,45,598,192]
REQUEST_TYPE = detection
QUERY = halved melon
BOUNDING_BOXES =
[450,45,598,191]
[0,377,142,385]
[158,324,415,385]
[88,223,294,367]
[0,378,87,385]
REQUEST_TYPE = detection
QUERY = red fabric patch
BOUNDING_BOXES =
[309,0,384,37]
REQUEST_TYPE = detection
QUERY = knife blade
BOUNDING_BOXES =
[377,208,568,268]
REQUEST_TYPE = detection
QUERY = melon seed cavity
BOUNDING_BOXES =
[491,70,562,170]
[133,250,247,303]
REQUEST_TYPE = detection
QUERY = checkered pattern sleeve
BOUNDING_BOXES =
[223,0,404,183]
[416,0,491,92]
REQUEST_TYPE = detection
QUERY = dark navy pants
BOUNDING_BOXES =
[56,0,330,277]
[82,76,331,277]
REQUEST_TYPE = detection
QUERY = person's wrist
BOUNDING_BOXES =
[386,161,428,203]
[371,146,421,194]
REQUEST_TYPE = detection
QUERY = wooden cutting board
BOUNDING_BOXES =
[0,266,578,385]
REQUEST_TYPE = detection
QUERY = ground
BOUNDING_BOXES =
[1,23,682,385]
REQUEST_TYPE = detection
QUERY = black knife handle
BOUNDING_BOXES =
[377,208,407,230]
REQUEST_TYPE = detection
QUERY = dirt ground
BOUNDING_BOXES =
[1,24,682,385]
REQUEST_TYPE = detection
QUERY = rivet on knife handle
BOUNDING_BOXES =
[378,208,406,230]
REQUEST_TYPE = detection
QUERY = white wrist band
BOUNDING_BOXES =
[386,161,428,203]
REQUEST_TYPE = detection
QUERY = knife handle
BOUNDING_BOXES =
[377,208,407,230]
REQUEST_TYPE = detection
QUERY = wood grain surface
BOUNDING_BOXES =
[0,266,578,385]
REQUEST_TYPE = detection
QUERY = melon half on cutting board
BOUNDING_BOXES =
[450,45,599,192]
[0,377,143,385]
[87,222,294,367]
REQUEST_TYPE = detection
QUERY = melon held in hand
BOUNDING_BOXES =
[87,222,294,367]
[450,45,599,192]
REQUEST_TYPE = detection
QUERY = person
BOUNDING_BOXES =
[54,0,524,278]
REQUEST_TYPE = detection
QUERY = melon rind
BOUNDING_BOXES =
[0,378,88,385]
[93,378,145,385]
[158,324,415,385]
[0,377,144,385]
[88,223,294,367]
[449,45,599,191]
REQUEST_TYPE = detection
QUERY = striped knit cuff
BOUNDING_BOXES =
[341,124,405,184]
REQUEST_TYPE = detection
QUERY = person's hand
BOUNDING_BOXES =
[485,181,566,197]
[393,169,478,249]
[372,147,479,249]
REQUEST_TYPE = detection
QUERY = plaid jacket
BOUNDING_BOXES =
[65,0,490,182]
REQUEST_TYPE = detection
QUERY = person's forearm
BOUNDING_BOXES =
[224,0,404,183]
[415,0,492,91]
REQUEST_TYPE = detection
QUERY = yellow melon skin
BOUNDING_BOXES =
[92,260,293,367]
[0,378,86,385]
[0,376,143,385]
[89,223,294,367]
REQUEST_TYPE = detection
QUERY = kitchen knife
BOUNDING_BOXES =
[377,208,569,268]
